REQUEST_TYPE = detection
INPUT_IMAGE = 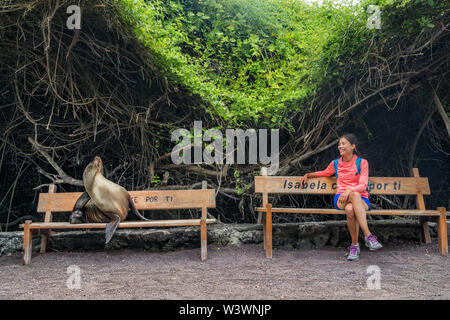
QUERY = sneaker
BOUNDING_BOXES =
[365,234,383,251]
[347,244,360,261]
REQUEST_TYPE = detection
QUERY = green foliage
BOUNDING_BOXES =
[152,174,161,187]
[114,0,447,129]
[233,169,249,195]
[114,0,365,128]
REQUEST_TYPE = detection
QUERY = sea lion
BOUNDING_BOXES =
[70,156,150,243]
[69,192,110,224]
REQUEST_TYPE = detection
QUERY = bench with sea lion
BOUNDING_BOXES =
[255,167,448,258]
[20,182,217,265]
[69,156,153,244]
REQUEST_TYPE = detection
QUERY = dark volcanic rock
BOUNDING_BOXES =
[0,219,442,257]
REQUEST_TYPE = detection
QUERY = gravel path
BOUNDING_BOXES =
[0,243,449,300]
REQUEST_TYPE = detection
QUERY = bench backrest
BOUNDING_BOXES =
[255,167,429,209]
[37,183,216,213]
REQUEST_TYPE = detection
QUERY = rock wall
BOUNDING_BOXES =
[0,219,440,257]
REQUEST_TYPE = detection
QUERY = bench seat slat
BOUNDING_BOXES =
[256,207,440,216]
[37,189,216,213]
[22,219,217,230]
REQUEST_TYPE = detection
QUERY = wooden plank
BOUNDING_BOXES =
[22,220,33,265]
[257,167,268,224]
[419,217,431,244]
[24,219,217,230]
[41,184,56,253]
[201,181,208,220]
[266,204,272,259]
[262,212,266,250]
[200,180,208,261]
[200,218,207,261]
[412,168,431,244]
[37,189,216,213]
[413,169,427,209]
[437,207,448,255]
[255,207,440,216]
[254,176,431,195]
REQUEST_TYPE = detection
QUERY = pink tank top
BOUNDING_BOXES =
[313,154,369,198]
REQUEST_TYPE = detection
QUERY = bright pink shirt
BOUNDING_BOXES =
[313,154,369,199]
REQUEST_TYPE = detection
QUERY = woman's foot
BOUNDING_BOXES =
[365,234,383,251]
[347,244,360,261]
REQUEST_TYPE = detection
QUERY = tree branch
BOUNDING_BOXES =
[432,89,450,140]
[27,137,83,186]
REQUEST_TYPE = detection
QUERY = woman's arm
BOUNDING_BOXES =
[299,161,335,184]
[312,161,335,177]
[299,172,316,185]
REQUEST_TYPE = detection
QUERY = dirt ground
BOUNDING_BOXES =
[0,242,449,300]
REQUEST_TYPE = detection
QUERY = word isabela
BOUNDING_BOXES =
[284,180,333,190]
[283,180,403,191]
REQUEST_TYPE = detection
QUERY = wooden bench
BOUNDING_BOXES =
[255,167,448,258]
[20,181,217,265]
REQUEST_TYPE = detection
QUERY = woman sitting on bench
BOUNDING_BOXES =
[299,133,382,261]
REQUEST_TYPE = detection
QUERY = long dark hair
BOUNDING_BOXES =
[339,133,361,157]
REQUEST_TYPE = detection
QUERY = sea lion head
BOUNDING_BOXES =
[83,156,104,186]
[92,156,102,172]
[84,156,102,173]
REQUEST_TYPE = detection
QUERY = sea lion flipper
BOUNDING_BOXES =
[69,192,91,224]
[128,194,151,221]
[105,214,121,244]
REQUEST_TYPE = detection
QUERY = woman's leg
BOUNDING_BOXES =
[348,191,371,238]
[338,192,382,252]
[344,203,359,245]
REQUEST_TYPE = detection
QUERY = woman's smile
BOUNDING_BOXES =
[338,137,355,159]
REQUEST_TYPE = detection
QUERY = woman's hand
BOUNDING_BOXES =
[299,174,308,186]
[338,189,352,206]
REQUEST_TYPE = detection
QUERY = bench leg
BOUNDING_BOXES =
[419,217,431,244]
[437,208,448,255]
[22,220,33,265]
[40,230,51,253]
[266,204,272,259]
[40,185,56,253]
[262,212,266,250]
[200,218,207,261]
